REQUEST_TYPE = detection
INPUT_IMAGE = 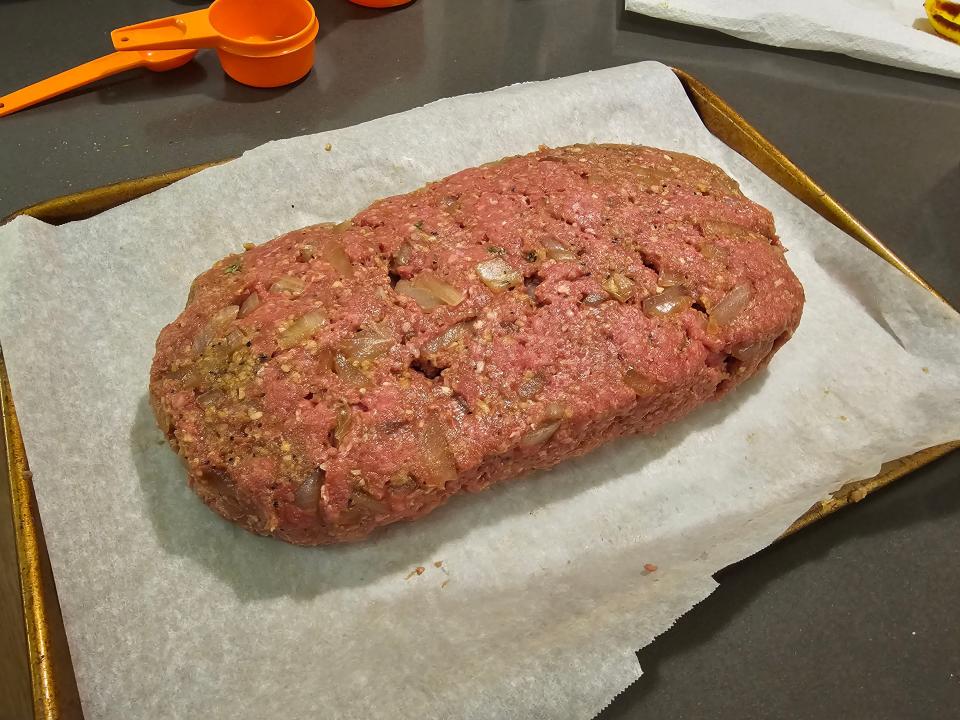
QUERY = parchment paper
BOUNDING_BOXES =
[626,1,960,79]
[1,62,958,720]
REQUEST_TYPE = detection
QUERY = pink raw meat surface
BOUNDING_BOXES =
[150,144,804,545]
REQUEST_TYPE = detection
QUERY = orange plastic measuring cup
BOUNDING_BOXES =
[0,50,196,118]
[111,0,319,88]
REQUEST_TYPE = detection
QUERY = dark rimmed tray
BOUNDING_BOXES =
[2,67,956,719]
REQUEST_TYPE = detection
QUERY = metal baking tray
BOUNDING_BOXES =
[2,68,957,719]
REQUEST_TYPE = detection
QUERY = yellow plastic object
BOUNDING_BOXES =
[111,0,319,88]
[925,0,960,43]
[0,50,196,119]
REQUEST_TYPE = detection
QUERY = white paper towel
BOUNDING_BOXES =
[1,62,958,720]
[626,0,960,79]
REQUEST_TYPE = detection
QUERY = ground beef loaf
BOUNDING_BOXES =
[150,144,804,545]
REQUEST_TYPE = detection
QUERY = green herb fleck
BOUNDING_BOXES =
[487,245,505,255]
[524,250,538,263]
[413,221,424,230]
[224,262,242,275]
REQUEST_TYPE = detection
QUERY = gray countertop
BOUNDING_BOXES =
[1,1,958,717]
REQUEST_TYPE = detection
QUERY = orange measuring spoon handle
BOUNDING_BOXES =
[112,9,220,52]
[0,52,145,118]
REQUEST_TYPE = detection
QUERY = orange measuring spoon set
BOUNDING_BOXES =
[0,0,412,118]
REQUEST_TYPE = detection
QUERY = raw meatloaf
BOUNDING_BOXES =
[151,144,804,545]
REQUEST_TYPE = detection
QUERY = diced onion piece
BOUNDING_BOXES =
[193,305,239,353]
[700,243,720,260]
[623,369,660,398]
[520,420,561,447]
[395,279,443,310]
[387,473,415,492]
[269,276,306,295]
[293,468,324,510]
[422,320,472,355]
[710,283,752,325]
[517,372,545,399]
[396,273,463,310]
[333,406,353,446]
[417,273,464,306]
[212,304,239,327]
[451,393,472,416]
[419,417,457,488]
[349,489,388,515]
[201,466,234,494]
[180,369,203,389]
[225,329,248,352]
[603,272,635,303]
[298,245,315,262]
[731,338,774,365]
[238,291,261,318]
[543,238,577,261]
[582,291,608,306]
[658,270,685,287]
[543,402,567,421]
[524,276,542,301]
[278,310,327,349]
[420,274,462,305]
[322,238,354,278]
[339,326,394,362]
[333,351,365,384]
[642,285,693,317]
[315,347,335,373]
[476,258,521,291]
[201,468,247,517]
[392,242,413,267]
[196,389,225,407]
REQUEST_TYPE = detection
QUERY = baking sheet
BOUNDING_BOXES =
[0,61,958,719]
[626,0,960,79]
